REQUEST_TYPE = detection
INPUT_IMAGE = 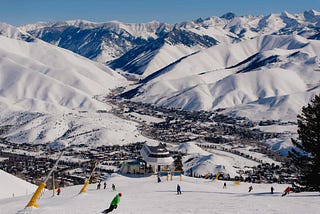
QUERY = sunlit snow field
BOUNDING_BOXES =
[1,173,319,214]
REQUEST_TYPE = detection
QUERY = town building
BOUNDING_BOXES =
[120,160,143,174]
[140,142,174,173]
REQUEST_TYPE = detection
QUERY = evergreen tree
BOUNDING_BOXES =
[290,94,320,191]
[174,153,183,172]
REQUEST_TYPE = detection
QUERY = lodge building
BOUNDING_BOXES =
[140,142,174,173]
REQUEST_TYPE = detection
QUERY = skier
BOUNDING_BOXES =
[102,193,122,213]
[177,184,181,195]
[104,182,107,189]
[97,181,101,190]
[281,186,290,197]
[223,182,227,189]
[248,186,253,192]
[271,186,274,194]
[112,184,116,191]
[57,188,61,196]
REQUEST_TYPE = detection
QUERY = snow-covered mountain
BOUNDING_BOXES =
[20,20,173,63]
[1,10,319,147]
[0,35,124,112]
[121,34,320,121]
[0,22,35,42]
[19,10,320,66]
[109,29,218,77]
[176,142,267,177]
[0,24,158,146]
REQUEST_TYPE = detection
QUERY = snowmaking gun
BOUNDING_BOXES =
[26,149,65,208]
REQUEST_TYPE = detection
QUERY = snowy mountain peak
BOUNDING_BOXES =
[220,12,237,20]
[281,11,294,18]
[303,9,320,22]
[0,22,35,42]
[64,19,99,28]
[19,10,320,64]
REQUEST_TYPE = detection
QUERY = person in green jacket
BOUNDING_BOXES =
[102,193,122,213]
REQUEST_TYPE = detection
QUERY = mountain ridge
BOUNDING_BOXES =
[19,10,320,65]
[121,34,320,122]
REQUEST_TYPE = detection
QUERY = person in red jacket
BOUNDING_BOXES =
[281,186,290,197]
[57,188,61,196]
[102,193,122,213]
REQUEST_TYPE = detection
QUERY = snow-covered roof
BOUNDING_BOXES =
[140,142,174,165]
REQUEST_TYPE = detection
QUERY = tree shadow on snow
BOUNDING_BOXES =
[238,192,282,197]
[155,190,237,195]
[285,193,320,198]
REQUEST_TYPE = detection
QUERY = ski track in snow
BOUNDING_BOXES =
[0,174,319,214]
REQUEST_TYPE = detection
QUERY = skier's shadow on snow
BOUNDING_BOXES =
[242,192,320,198]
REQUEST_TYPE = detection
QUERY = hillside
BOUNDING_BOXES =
[14,10,320,124]
[0,169,37,199]
[0,35,125,112]
[0,173,319,214]
[19,10,320,65]
[0,11,318,157]
[123,34,320,122]
[0,25,157,146]
[0,22,35,42]
[109,29,218,77]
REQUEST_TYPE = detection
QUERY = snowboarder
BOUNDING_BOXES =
[97,181,101,190]
[281,186,290,197]
[177,184,181,195]
[271,186,274,194]
[104,182,107,189]
[57,188,61,196]
[102,192,122,213]
[223,182,227,189]
[112,184,116,191]
[248,186,253,192]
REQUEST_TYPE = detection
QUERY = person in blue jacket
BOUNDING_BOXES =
[177,184,181,195]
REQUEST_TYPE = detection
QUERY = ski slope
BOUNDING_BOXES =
[0,169,37,200]
[0,173,319,214]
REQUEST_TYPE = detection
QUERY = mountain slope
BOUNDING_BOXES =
[20,10,320,66]
[0,27,155,146]
[0,173,319,213]
[122,34,320,121]
[0,169,37,199]
[0,35,125,112]
[0,22,35,42]
[109,29,218,77]
[20,20,173,63]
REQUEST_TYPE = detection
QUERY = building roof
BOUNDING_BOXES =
[146,143,168,154]
[140,142,174,165]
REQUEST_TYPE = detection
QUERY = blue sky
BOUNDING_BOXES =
[1,0,320,26]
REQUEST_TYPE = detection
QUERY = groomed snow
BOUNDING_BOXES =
[1,173,319,214]
[177,142,259,177]
[0,169,37,200]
